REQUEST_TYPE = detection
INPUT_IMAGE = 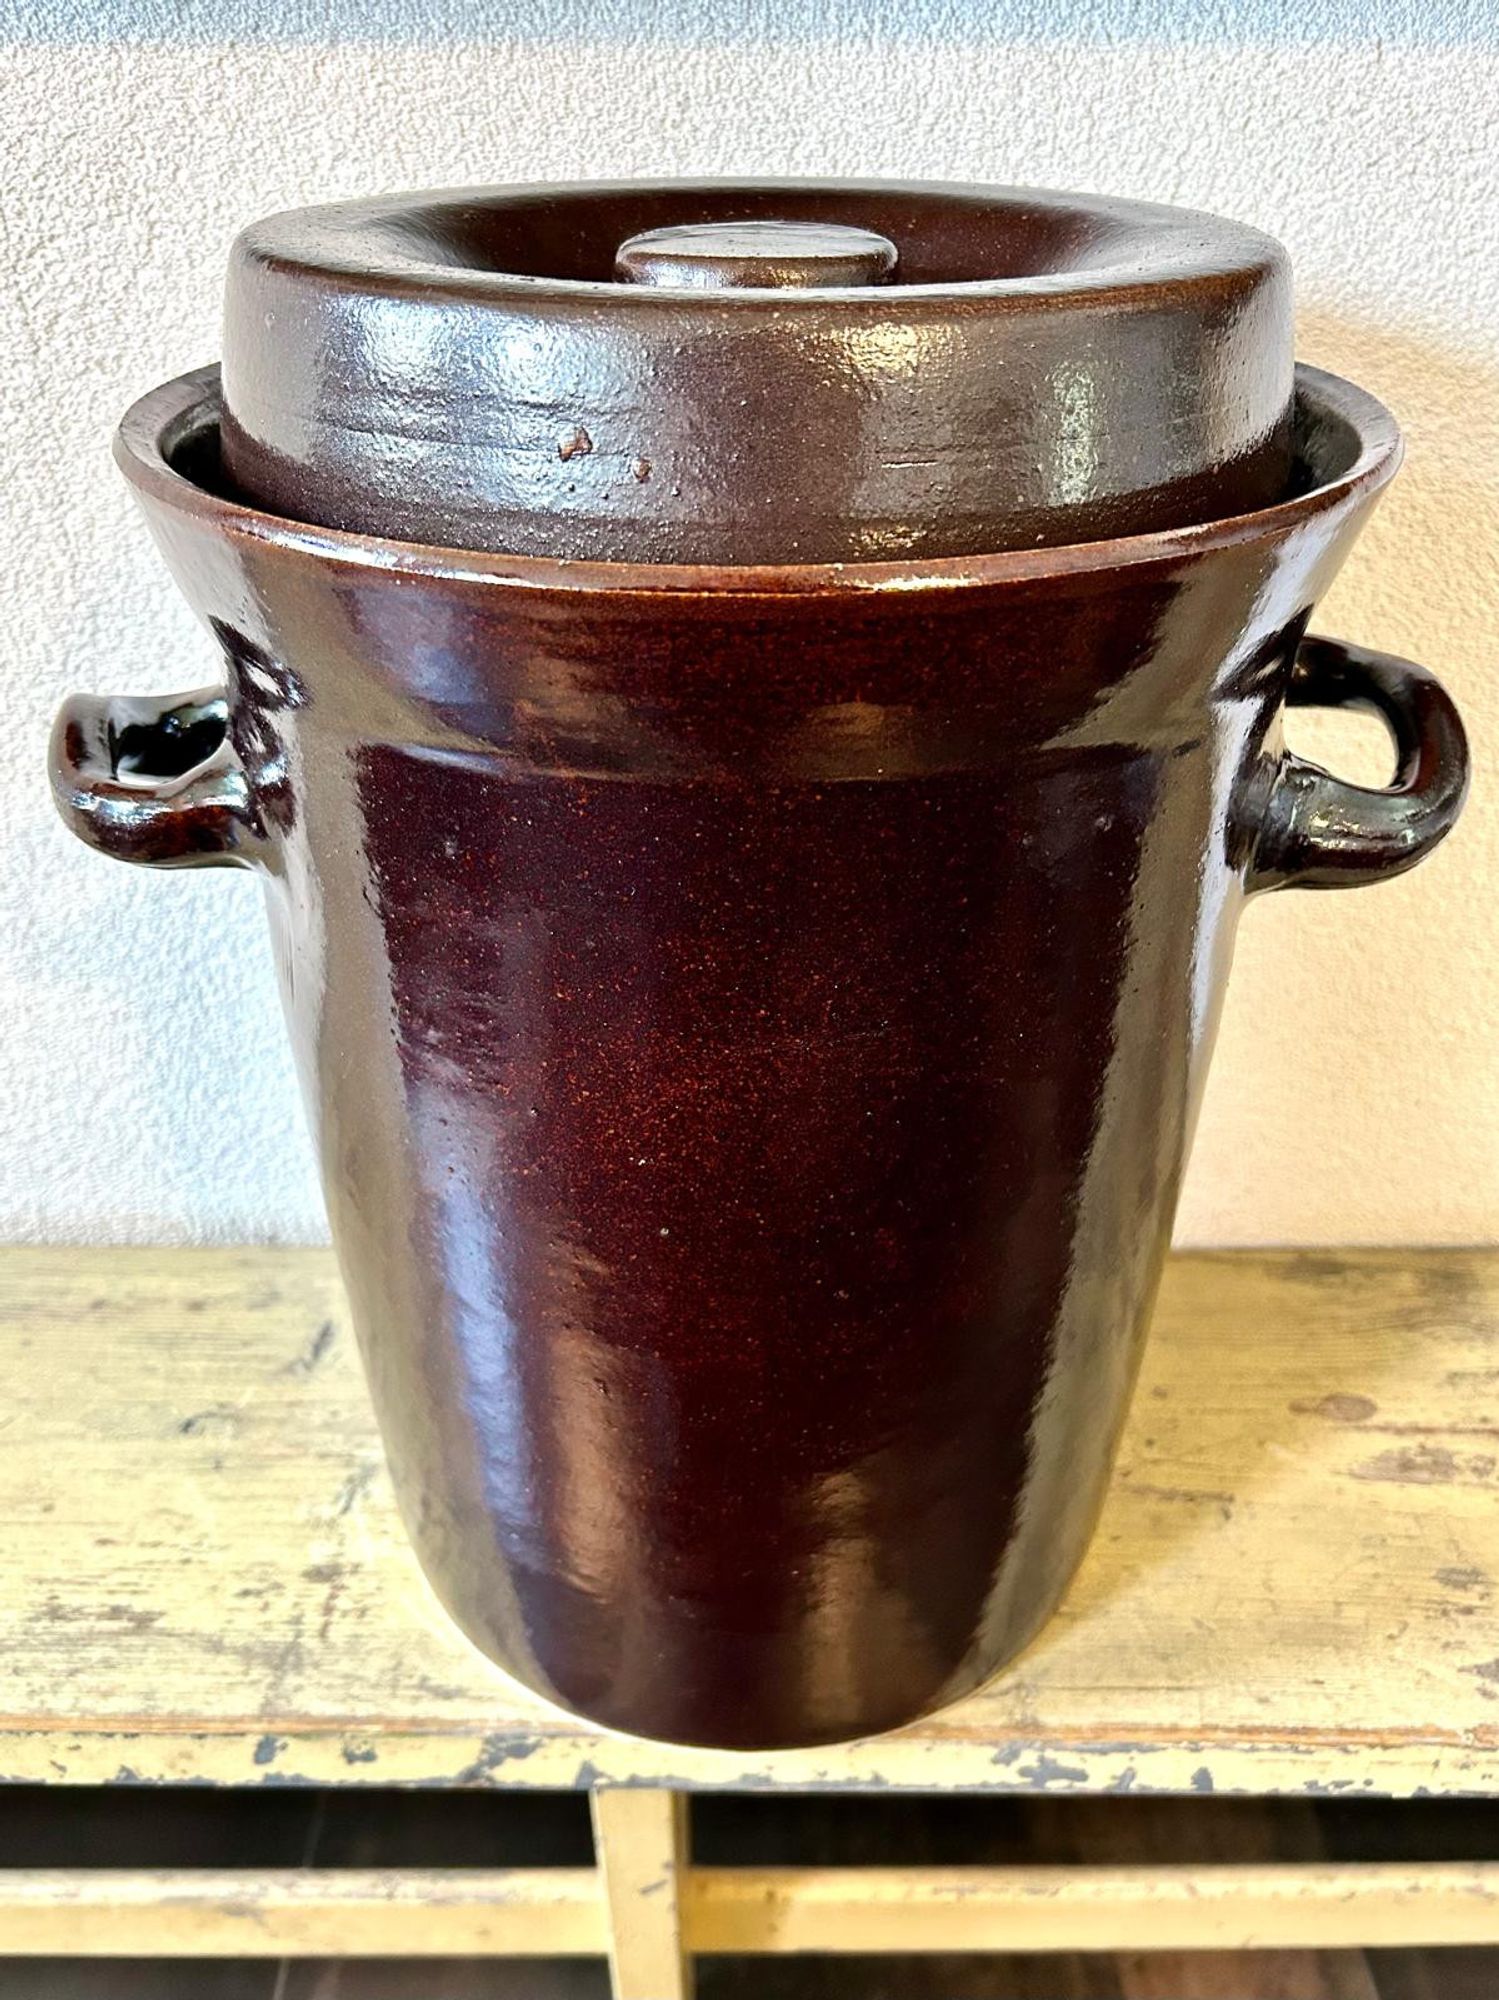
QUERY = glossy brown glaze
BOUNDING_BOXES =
[220,179,1295,563]
[613,217,900,289]
[51,365,1467,1749]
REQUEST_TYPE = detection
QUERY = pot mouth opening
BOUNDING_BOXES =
[122,362,1399,598]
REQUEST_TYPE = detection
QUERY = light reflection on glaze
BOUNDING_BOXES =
[1049,357,1106,508]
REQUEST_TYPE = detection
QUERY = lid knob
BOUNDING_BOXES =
[614,218,899,290]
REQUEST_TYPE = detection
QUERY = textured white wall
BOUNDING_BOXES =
[1,3,1495,1245]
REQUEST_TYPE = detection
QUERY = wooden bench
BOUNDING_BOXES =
[2,1246,1497,1994]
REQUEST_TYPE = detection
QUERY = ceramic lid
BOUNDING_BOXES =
[220,179,1294,564]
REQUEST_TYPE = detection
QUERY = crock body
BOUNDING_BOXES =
[53,369,1467,1749]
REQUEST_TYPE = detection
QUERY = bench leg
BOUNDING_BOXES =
[590,1785,693,2000]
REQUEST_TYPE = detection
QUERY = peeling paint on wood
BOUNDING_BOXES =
[1350,1444,1498,1486]
[1292,1392,1378,1423]
[1437,1568,1491,1592]
[285,1319,338,1377]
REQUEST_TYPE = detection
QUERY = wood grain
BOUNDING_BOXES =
[686,1863,1499,1953]
[0,1858,1492,1959]
[0,1868,604,1955]
[591,1788,692,1998]
[2,1247,1497,1795]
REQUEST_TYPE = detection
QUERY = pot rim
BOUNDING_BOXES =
[228,178,1286,312]
[117,361,1400,600]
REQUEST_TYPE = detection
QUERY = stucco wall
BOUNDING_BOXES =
[2,1,1494,1244]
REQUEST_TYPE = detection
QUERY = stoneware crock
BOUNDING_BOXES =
[219,179,1295,562]
[50,349,1467,1748]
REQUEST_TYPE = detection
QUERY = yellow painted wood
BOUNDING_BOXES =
[0,1856,1487,1959]
[0,1857,1486,1960]
[2,1246,1498,1794]
[686,1862,1499,1953]
[0,1868,604,1956]
[591,1788,692,1999]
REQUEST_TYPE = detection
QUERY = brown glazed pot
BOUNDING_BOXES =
[52,363,1466,1749]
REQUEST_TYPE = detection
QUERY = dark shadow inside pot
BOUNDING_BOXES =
[109,700,229,784]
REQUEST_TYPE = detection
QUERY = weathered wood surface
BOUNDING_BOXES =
[686,1863,1499,1954]
[1,1247,1496,1795]
[0,1859,1495,1958]
[592,1787,693,1998]
[0,1867,605,1956]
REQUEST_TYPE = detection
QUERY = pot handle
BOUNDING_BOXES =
[1248,634,1470,892]
[49,686,268,870]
